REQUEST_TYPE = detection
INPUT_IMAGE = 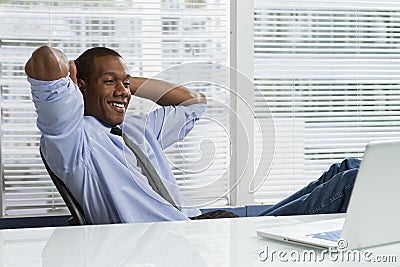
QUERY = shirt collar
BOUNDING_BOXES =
[84,116,122,136]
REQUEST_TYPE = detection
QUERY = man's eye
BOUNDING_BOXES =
[105,80,114,84]
[123,82,130,88]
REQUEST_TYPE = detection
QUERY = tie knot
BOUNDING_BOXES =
[110,126,122,136]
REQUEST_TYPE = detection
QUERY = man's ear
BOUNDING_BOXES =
[78,79,87,96]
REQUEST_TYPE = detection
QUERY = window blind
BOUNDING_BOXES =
[254,0,400,203]
[0,0,229,217]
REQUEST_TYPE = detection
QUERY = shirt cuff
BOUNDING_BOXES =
[29,75,75,102]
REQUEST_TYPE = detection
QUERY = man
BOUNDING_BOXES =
[26,45,221,224]
[26,46,359,224]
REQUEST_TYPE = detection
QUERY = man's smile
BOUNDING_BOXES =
[109,101,128,112]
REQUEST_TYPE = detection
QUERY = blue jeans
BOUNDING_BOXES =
[258,158,361,216]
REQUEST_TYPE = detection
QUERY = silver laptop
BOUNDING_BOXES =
[257,139,400,250]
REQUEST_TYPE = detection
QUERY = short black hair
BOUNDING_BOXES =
[75,47,123,82]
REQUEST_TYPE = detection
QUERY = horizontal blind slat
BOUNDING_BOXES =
[254,0,400,204]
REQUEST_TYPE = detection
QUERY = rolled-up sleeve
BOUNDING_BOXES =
[148,104,206,149]
[30,76,84,137]
[29,75,84,173]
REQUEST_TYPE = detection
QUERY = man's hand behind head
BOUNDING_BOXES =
[69,60,78,84]
[25,46,69,81]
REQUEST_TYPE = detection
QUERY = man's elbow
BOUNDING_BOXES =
[196,92,207,104]
[186,91,207,105]
[25,45,69,81]
[173,91,207,106]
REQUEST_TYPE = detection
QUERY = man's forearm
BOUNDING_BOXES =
[130,77,207,106]
[25,46,69,81]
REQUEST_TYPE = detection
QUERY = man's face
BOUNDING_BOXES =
[82,55,131,126]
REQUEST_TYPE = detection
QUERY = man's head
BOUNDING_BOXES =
[75,47,131,126]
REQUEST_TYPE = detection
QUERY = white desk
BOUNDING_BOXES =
[1,214,399,266]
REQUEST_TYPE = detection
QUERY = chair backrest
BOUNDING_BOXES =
[40,148,87,225]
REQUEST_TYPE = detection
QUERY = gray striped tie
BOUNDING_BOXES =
[111,126,178,209]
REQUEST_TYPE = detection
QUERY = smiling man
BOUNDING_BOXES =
[76,51,132,126]
[25,46,216,224]
[26,46,360,224]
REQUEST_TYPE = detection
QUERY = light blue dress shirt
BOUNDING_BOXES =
[29,75,206,224]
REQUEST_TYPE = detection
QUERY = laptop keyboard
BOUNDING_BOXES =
[307,229,342,242]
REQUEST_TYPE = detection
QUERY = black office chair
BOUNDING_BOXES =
[40,148,87,225]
